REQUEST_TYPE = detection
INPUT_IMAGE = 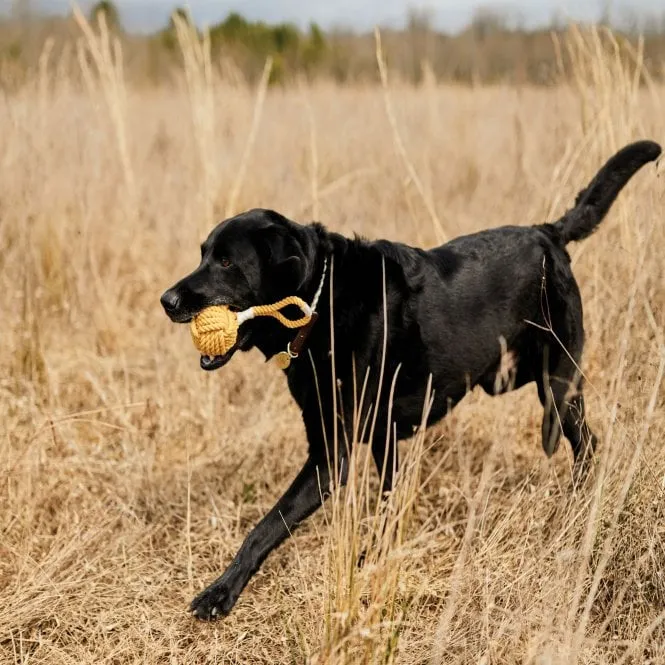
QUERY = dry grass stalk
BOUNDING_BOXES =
[72,4,135,204]
[299,78,321,220]
[225,56,273,218]
[172,12,217,227]
[374,27,449,245]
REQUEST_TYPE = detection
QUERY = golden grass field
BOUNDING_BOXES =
[2,23,665,664]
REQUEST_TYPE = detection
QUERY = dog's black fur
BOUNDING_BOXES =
[161,140,661,620]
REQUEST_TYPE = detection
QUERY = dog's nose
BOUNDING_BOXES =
[160,289,181,313]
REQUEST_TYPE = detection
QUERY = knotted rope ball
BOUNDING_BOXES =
[190,306,239,357]
[190,296,313,357]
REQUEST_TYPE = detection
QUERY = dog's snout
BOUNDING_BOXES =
[160,289,181,314]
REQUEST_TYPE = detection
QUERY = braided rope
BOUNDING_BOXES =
[251,296,312,328]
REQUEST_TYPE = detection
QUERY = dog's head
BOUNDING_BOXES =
[160,208,315,371]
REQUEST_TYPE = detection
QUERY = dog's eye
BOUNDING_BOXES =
[220,257,232,268]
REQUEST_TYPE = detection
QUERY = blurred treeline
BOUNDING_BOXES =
[2,1,665,88]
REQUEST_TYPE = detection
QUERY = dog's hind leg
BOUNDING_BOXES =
[539,358,596,454]
[536,341,598,479]
[533,257,598,480]
[561,391,597,480]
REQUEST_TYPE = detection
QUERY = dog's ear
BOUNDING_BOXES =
[256,222,309,292]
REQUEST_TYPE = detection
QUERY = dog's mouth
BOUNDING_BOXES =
[199,328,252,372]
[163,300,253,371]
[200,352,233,371]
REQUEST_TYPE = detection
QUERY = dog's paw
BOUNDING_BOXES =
[189,582,238,621]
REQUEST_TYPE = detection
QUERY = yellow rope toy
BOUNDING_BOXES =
[190,256,329,359]
[190,297,313,357]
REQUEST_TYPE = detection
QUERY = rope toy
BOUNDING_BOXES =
[191,296,315,357]
[190,256,328,363]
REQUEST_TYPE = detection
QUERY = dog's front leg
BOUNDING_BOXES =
[189,455,341,620]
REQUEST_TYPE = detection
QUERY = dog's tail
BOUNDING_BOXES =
[551,140,661,244]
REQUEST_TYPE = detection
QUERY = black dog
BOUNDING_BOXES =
[161,140,660,620]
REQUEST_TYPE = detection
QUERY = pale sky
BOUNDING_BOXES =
[11,0,665,34]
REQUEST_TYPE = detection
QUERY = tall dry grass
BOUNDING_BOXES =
[1,23,664,664]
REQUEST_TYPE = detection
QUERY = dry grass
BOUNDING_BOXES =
[2,24,665,664]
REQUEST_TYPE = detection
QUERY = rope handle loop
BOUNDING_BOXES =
[248,296,313,329]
